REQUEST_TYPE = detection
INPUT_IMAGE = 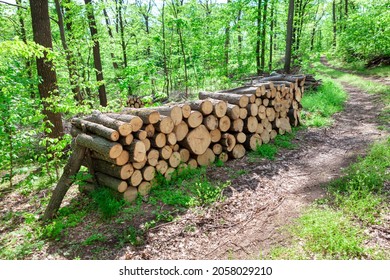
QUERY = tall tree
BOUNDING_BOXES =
[256,0,262,75]
[284,0,294,73]
[332,0,336,47]
[268,0,275,71]
[29,0,64,138]
[260,0,268,72]
[84,0,107,107]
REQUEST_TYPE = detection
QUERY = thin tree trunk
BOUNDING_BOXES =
[54,0,82,102]
[284,0,294,74]
[84,0,107,107]
[103,6,119,70]
[224,0,231,76]
[237,6,243,70]
[118,0,127,68]
[256,0,262,75]
[332,0,337,48]
[162,0,169,97]
[268,0,274,72]
[260,0,268,72]
[29,0,64,138]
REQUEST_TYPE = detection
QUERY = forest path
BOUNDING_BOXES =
[117,66,388,260]
[320,56,390,86]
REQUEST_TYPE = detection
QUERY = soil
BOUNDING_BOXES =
[1,62,389,260]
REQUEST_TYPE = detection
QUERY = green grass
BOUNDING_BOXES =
[148,165,229,209]
[268,138,390,260]
[91,187,125,219]
[325,57,390,77]
[301,78,348,127]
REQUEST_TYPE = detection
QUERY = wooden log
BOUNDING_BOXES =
[210,129,222,143]
[129,169,143,187]
[187,159,198,169]
[142,138,151,152]
[75,132,123,159]
[156,160,168,175]
[256,123,264,134]
[132,158,147,170]
[229,144,246,159]
[154,116,174,134]
[226,104,240,120]
[247,103,259,117]
[105,113,143,132]
[179,148,190,163]
[234,132,247,144]
[119,134,134,146]
[212,143,223,155]
[90,150,129,166]
[167,132,177,146]
[221,133,236,152]
[173,121,189,142]
[179,103,192,118]
[160,145,173,160]
[133,130,147,140]
[218,115,231,132]
[172,143,180,152]
[169,151,181,168]
[121,108,160,124]
[199,91,249,108]
[197,148,215,166]
[124,140,146,163]
[261,118,273,132]
[95,172,127,193]
[243,116,258,133]
[188,99,213,115]
[72,118,119,141]
[186,110,203,128]
[123,186,138,202]
[270,129,278,140]
[152,105,183,126]
[147,149,159,167]
[266,107,276,122]
[245,134,262,151]
[239,108,248,119]
[258,105,266,120]
[260,130,270,144]
[230,118,244,133]
[218,152,229,162]
[85,113,132,136]
[138,182,152,196]
[93,159,134,180]
[210,99,228,118]
[179,124,211,155]
[144,123,155,138]
[150,132,166,148]
[262,98,270,107]
[203,115,219,131]
[142,166,156,181]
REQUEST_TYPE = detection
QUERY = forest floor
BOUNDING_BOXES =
[1,61,389,260]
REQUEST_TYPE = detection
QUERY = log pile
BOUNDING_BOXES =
[68,75,306,203]
[126,95,145,108]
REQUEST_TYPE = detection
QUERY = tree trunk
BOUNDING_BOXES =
[43,142,86,221]
[332,0,337,48]
[29,0,64,138]
[268,0,274,72]
[84,0,107,107]
[284,0,294,74]
[102,6,119,70]
[260,0,268,72]
[54,0,82,102]
[118,0,127,68]
[256,0,262,75]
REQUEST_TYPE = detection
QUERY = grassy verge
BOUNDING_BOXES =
[325,57,390,77]
[268,138,390,260]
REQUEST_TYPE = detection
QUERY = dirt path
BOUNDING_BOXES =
[320,56,390,86]
[116,71,388,259]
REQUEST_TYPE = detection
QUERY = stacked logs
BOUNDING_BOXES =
[70,75,305,202]
[126,95,145,108]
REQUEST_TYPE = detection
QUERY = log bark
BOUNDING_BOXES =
[106,113,143,132]
[91,150,129,166]
[75,132,123,159]
[199,91,249,108]
[93,159,134,180]
[72,118,119,141]
[124,140,146,163]
[152,105,183,126]
[188,99,213,115]
[121,108,160,124]
[85,113,132,136]
[43,142,86,221]
[95,172,128,192]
